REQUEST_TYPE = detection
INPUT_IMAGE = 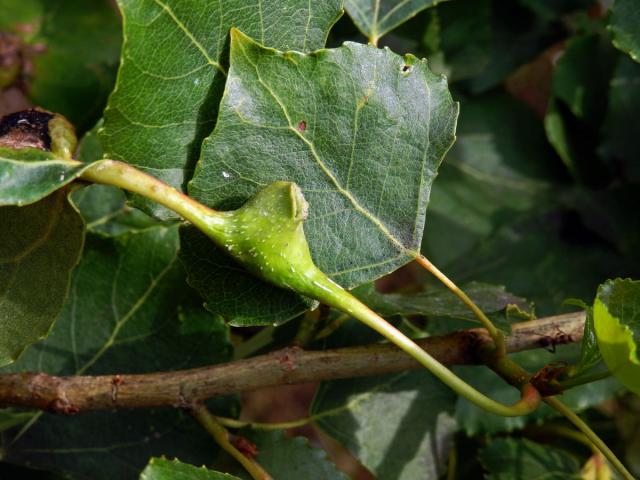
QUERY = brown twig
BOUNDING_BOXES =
[0,312,584,414]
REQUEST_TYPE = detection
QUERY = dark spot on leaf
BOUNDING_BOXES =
[297,120,307,132]
[0,108,54,151]
[401,64,412,73]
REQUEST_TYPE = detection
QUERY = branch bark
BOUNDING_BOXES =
[0,312,585,414]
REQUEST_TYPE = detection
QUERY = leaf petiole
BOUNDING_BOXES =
[414,255,506,355]
[544,397,635,480]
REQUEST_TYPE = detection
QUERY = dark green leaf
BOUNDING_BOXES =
[552,34,616,124]
[72,184,159,236]
[544,100,609,186]
[421,0,493,82]
[422,0,553,92]
[0,0,121,132]
[571,306,603,376]
[231,431,347,480]
[71,184,159,237]
[344,0,442,43]
[312,371,456,479]
[441,209,633,316]
[543,33,616,184]
[352,281,530,330]
[1,226,234,479]
[100,0,342,218]
[140,458,240,480]
[479,438,581,479]
[545,99,579,178]
[76,120,105,163]
[0,190,84,366]
[594,278,640,395]
[179,225,316,327]
[609,0,640,63]
[422,93,557,269]
[519,0,596,20]
[186,31,457,325]
[0,147,98,206]
[601,56,640,183]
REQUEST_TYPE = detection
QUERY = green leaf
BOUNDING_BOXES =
[0,190,84,366]
[422,0,553,92]
[609,0,640,63]
[552,34,616,124]
[75,119,107,164]
[440,207,632,316]
[179,225,316,327]
[422,93,556,269]
[454,346,622,435]
[0,0,121,132]
[344,0,442,43]
[230,431,347,480]
[570,305,603,376]
[0,148,98,206]
[72,185,159,236]
[312,371,456,479]
[206,32,455,278]
[100,0,342,218]
[352,281,530,330]
[544,99,580,178]
[186,30,457,327]
[420,0,492,83]
[543,33,616,184]
[601,56,640,183]
[1,226,234,479]
[140,458,240,480]
[479,438,581,479]
[594,278,640,395]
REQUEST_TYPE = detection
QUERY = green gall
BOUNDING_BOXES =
[212,181,326,295]
[48,114,77,159]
